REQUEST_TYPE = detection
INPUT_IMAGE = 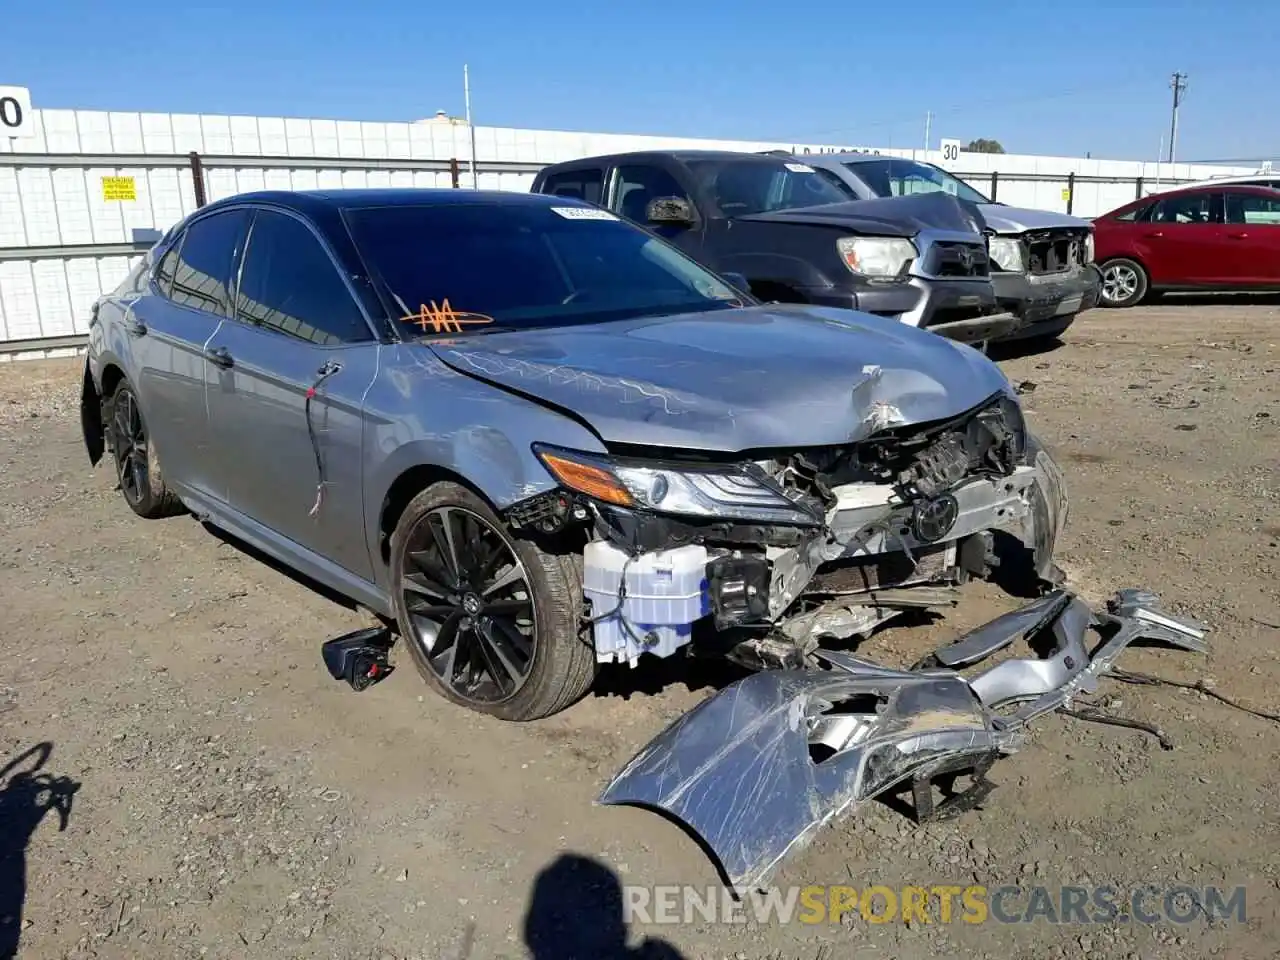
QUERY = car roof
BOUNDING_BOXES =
[1142,183,1280,200]
[196,188,577,218]
[544,149,793,169]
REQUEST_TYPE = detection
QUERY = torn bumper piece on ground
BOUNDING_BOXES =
[598,588,1208,893]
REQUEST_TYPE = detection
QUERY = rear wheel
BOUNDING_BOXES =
[1100,258,1148,308]
[390,482,596,721]
[105,380,183,519]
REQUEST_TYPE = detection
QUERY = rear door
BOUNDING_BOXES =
[1221,190,1280,285]
[1142,191,1232,285]
[129,209,250,498]
[203,207,381,581]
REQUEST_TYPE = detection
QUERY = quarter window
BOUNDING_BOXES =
[153,241,181,299]
[235,210,372,345]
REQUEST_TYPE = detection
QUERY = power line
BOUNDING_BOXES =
[1168,72,1188,163]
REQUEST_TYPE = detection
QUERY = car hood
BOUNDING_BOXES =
[424,304,1011,453]
[978,203,1092,235]
[737,192,986,238]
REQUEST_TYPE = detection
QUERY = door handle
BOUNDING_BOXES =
[1228,232,1249,239]
[204,345,234,369]
[1143,231,1164,238]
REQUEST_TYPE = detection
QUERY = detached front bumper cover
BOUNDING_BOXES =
[598,587,1207,893]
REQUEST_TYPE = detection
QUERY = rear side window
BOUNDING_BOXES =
[235,210,372,345]
[811,167,859,199]
[540,169,604,204]
[169,210,250,316]
[1150,192,1222,224]
[153,241,181,298]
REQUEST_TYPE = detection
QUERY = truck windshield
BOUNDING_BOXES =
[686,158,854,216]
[845,159,991,204]
[343,202,744,336]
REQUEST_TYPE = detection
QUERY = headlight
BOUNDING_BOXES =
[997,395,1028,461]
[1082,231,1095,264]
[987,236,1026,273]
[836,236,916,279]
[534,445,822,525]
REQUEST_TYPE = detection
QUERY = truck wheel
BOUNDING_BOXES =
[104,380,183,519]
[1100,259,1148,308]
[390,482,597,721]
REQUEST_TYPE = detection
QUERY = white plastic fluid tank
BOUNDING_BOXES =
[582,540,710,666]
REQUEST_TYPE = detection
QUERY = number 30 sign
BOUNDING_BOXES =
[940,139,961,163]
[0,86,34,139]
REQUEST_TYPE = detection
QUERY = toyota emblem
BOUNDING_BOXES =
[912,494,960,544]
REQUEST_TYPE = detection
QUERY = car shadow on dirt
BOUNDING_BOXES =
[524,854,686,959]
[1154,291,1280,307]
[0,742,80,960]
[986,335,1068,363]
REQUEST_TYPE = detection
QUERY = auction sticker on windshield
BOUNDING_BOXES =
[551,206,620,221]
[784,163,816,173]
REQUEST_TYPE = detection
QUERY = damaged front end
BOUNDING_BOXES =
[599,588,1208,892]
[511,387,1067,671]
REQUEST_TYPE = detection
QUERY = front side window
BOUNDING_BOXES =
[610,165,690,223]
[1225,191,1280,225]
[1150,192,1221,224]
[169,210,249,315]
[235,210,372,345]
[687,158,853,216]
[343,201,743,337]
[841,159,990,204]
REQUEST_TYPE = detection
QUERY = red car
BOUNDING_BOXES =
[1093,184,1280,307]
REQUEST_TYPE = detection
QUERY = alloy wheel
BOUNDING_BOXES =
[112,389,149,507]
[400,506,537,704]
[1102,263,1139,304]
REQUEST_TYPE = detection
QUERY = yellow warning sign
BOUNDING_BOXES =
[1060,188,1070,202]
[102,176,137,201]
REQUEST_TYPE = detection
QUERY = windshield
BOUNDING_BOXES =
[344,202,744,336]
[686,158,854,216]
[844,159,990,204]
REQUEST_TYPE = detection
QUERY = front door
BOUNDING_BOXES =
[203,208,381,582]
[1142,190,1232,285]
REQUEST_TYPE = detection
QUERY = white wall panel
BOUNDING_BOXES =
[0,105,1266,349]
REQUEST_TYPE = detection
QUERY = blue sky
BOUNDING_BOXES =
[7,0,1277,162]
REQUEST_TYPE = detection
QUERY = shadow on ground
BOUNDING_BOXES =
[524,854,686,960]
[0,743,80,960]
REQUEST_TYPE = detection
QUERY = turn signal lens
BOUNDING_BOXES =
[537,451,634,507]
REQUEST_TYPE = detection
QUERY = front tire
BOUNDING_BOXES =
[1100,258,1149,308]
[105,380,183,519]
[390,482,597,721]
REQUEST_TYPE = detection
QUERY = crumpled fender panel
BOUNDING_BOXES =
[599,588,1208,893]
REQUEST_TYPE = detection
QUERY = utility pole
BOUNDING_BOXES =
[923,111,932,158]
[464,64,478,189]
[1168,72,1187,164]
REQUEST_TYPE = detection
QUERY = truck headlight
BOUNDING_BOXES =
[534,445,822,526]
[836,236,916,280]
[987,236,1026,273]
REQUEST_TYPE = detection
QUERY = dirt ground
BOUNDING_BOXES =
[1,299,1278,960]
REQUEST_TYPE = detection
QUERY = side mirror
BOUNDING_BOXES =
[720,271,751,296]
[646,196,695,226]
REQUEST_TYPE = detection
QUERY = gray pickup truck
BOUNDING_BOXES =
[791,152,1103,341]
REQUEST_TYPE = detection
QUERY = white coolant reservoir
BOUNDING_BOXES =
[582,540,710,667]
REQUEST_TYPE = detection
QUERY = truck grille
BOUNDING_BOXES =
[927,241,990,278]
[1026,229,1089,277]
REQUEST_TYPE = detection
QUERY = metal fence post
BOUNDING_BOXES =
[1066,172,1075,215]
[1135,176,1144,200]
[449,158,461,189]
[990,171,999,201]
[188,151,207,208]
